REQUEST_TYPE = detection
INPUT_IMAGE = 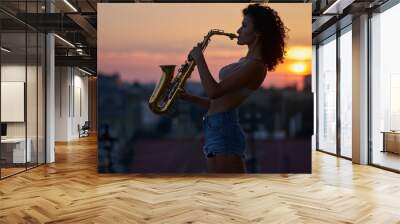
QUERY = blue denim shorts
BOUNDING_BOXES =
[202,110,246,159]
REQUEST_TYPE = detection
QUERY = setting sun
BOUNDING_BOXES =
[290,63,307,74]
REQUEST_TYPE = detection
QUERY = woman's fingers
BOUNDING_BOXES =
[177,88,188,100]
[177,88,185,96]
[189,45,202,61]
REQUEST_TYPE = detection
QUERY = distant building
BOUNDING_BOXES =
[303,75,312,92]
[141,101,160,131]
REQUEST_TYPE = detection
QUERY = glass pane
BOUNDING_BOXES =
[317,36,337,154]
[339,29,352,158]
[38,32,45,165]
[27,30,38,169]
[1,30,27,177]
[371,4,400,171]
[26,0,39,170]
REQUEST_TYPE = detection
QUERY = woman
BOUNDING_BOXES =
[180,4,287,173]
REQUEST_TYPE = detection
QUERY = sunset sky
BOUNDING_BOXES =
[98,3,311,90]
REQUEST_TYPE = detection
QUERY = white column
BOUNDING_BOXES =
[352,14,369,164]
[46,1,55,163]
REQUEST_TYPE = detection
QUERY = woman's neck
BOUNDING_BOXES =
[245,41,262,60]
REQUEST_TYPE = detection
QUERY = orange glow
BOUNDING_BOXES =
[289,62,307,74]
[286,47,312,60]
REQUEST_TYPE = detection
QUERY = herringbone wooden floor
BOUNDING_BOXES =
[1,135,400,223]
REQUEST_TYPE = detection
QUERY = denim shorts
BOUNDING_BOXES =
[202,110,246,159]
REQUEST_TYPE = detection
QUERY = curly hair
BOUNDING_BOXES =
[243,4,288,71]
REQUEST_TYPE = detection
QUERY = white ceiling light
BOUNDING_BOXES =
[78,67,93,76]
[1,47,11,53]
[76,49,84,55]
[63,0,78,12]
[54,34,75,48]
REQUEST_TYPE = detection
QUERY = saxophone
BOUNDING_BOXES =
[148,29,237,114]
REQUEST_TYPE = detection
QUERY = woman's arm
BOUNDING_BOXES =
[180,91,210,109]
[190,47,265,100]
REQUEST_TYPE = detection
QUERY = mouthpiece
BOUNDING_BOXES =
[229,34,238,39]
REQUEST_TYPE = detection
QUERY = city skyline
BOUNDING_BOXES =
[98,71,311,91]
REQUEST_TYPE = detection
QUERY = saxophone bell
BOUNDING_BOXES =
[148,65,176,114]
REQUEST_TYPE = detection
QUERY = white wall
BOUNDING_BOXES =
[1,63,45,164]
[1,65,26,81]
[1,65,32,138]
[55,67,89,141]
[1,82,25,122]
[1,65,26,129]
[55,66,70,141]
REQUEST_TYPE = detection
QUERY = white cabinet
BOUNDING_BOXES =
[1,138,32,163]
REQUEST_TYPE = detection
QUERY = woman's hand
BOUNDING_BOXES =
[189,42,204,62]
[177,88,189,100]
[176,88,210,108]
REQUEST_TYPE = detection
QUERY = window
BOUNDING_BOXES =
[317,35,337,154]
[370,3,400,171]
[339,27,352,158]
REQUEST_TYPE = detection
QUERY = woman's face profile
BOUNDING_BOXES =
[236,15,258,46]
